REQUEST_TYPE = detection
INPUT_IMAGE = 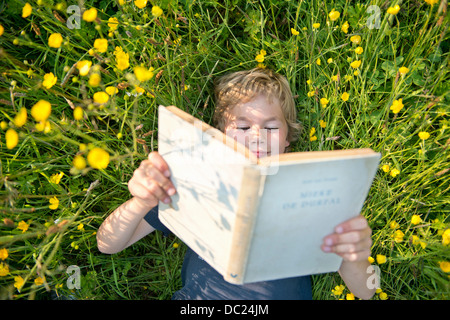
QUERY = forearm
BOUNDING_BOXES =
[97,197,155,254]
[339,259,376,300]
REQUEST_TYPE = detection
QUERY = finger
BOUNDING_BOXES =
[148,151,171,178]
[328,237,372,255]
[334,215,369,234]
[142,161,176,195]
[323,227,372,247]
[130,179,172,204]
[338,249,371,262]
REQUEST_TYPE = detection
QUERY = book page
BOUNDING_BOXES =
[243,153,380,283]
[157,106,253,274]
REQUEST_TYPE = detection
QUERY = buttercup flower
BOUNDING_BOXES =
[350,35,361,44]
[320,98,329,107]
[93,38,108,53]
[105,86,118,95]
[309,127,317,141]
[152,5,163,17]
[6,129,19,149]
[89,73,101,87]
[93,91,109,104]
[0,263,9,276]
[114,46,130,71]
[0,25,4,36]
[48,33,63,48]
[108,17,119,31]
[49,197,59,210]
[355,47,363,54]
[439,261,450,273]
[22,3,32,18]
[390,98,404,114]
[291,28,299,36]
[14,276,24,291]
[87,147,110,169]
[17,220,29,233]
[83,8,97,22]
[418,132,430,140]
[376,254,387,264]
[411,215,422,225]
[390,168,400,177]
[441,229,450,246]
[74,106,84,120]
[341,92,349,101]
[31,100,51,122]
[34,277,44,286]
[42,72,57,89]
[382,164,390,173]
[312,23,320,29]
[332,285,345,295]
[393,229,405,242]
[387,5,400,15]
[255,53,265,63]
[50,171,64,184]
[134,66,154,82]
[77,60,92,76]
[319,120,327,128]
[399,66,409,75]
[350,60,361,69]
[73,155,87,170]
[341,21,349,34]
[14,107,27,127]
[0,248,8,261]
[424,0,439,5]
[135,0,147,9]
[328,9,340,21]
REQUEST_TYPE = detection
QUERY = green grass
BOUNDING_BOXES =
[0,0,449,300]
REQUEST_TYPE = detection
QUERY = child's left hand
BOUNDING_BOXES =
[321,215,372,262]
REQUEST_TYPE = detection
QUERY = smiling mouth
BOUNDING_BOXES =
[251,150,270,158]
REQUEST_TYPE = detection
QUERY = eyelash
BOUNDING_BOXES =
[237,127,278,131]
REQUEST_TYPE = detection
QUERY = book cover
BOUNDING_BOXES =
[157,105,381,284]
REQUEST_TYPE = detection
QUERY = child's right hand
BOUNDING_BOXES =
[128,151,176,208]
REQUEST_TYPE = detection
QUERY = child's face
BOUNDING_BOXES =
[223,94,290,158]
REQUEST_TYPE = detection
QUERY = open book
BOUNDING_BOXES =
[157,105,381,284]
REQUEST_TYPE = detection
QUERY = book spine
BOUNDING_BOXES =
[225,166,265,284]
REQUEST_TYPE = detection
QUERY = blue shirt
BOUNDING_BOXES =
[144,206,312,300]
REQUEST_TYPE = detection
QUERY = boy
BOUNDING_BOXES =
[97,68,376,300]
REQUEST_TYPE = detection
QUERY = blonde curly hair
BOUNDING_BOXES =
[213,68,301,144]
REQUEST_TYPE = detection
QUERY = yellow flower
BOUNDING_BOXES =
[34,277,44,286]
[105,86,118,95]
[35,121,51,133]
[341,92,349,101]
[424,0,438,5]
[379,292,388,300]
[114,46,130,71]
[341,21,349,34]
[389,221,399,229]
[0,263,9,276]
[418,131,430,140]
[49,196,59,210]
[73,155,87,170]
[6,128,19,149]
[331,75,338,81]
[87,147,110,169]
[291,28,299,36]
[50,171,64,184]
[328,9,340,21]
[0,248,8,260]
[382,164,390,173]
[390,98,404,114]
[350,35,361,44]
[346,293,355,300]
[31,100,51,122]
[319,120,327,128]
[108,17,119,31]
[320,98,329,107]
[17,220,29,233]
[22,3,32,18]
[441,229,450,246]
[151,5,163,17]
[48,33,63,48]
[77,223,84,231]
[88,73,101,87]
[93,91,109,104]
[255,53,265,63]
[307,90,315,97]
[0,24,4,37]
[134,66,154,82]
[411,215,422,225]
[368,256,375,263]
[77,60,92,76]
[387,5,400,15]
[439,261,450,273]
[83,8,97,22]
[390,168,400,177]
[93,38,108,53]
[316,58,321,66]
[14,276,24,291]
[42,72,57,89]
[327,58,333,64]
[332,285,345,295]
[312,23,320,29]
[135,0,147,9]
[74,106,84,120]
[14,107,27,127]
[376,254,386,264]
[393,229,405,242]
[350,60,361,69]
[399,66,409,75]
[355,46,363,54]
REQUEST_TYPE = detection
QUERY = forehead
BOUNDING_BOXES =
[226,94,284,122]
